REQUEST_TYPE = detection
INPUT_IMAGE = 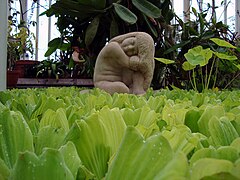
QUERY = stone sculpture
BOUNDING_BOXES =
[93,32,155,95]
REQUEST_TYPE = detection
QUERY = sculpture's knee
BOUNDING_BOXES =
[95,81,130,94]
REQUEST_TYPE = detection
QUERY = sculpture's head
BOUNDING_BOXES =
[110,32,154,60]
[121,37,137,56]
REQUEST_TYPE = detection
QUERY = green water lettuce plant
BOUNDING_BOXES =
[0,87,240,179]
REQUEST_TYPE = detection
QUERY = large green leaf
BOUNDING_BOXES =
[59,142,81,179]
[155,57,175,64]
[184,46,213,66]
[197,105,225,137]
[106,127,188,179]
[121,108,141,126]
[35,126,66,155]
[185,109,201,132]
[0,109,34,168]
[210,38,236,49]
[190,158,237,180]
[182,61,196,71]
[0,158,10,180]
[162,101,189,126]
[65,107,126,179]
[190,146,240,166]
[136,106,160,138]
[231,138,240,153]
[213,52,238,61]
[31,95,66,121]
[162,125,202,155]
[39,108,69,132]
[44,46,58,57]
[132,0,161,18]
[48,38,61,47]
[208,116,239,146]
[85,16,100,47]
[10,149,74,180]
[113,3,137,24]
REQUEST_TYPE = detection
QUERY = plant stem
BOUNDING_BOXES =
[205,65,208,88]
[200,67,205,90]
[223,72,240,90]
[189,71,194,90]
[206,56,216,89]
[212,60,219,89]
[192,69,197,91]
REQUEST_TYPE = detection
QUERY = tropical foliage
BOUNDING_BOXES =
[0,87,240,179]
[42,0,174,80]
[159,5,240,90]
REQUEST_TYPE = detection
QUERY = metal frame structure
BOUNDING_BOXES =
[0,0,7,90]
[236,0,240,34]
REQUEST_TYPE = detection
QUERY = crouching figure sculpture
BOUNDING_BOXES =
[93,32,155,95]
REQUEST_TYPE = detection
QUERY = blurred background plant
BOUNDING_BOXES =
[7,0,36,70]
[42,0,240,90]
[43,0,174,80]
[35,59,66,79]
[157,2,240,91]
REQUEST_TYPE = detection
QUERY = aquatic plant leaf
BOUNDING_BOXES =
[106,127,188,179]
[0,109,34,168]
[10,149,74,180]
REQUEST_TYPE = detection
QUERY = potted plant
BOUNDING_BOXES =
[7,0,36,88]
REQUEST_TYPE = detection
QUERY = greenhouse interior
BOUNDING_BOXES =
[1,0,240,179]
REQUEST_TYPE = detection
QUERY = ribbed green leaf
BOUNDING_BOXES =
[59,142,81,179]
[10,149,74,180]
[31,95,65,121]
[106,127,188,179]
[0,109,34,168]
[65,107,126,179]
[35,127,66,155]
[39,108,69,132]
[190,146,239,166]
[162,125,202,155]
[191,158,235,180]
[85,16,100,47]
[132,0,161,18]
[0,158,10,180]
[198,105,225,137]
[136,106,160,138]
[209,116,239,146]
[113,3,137,24]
